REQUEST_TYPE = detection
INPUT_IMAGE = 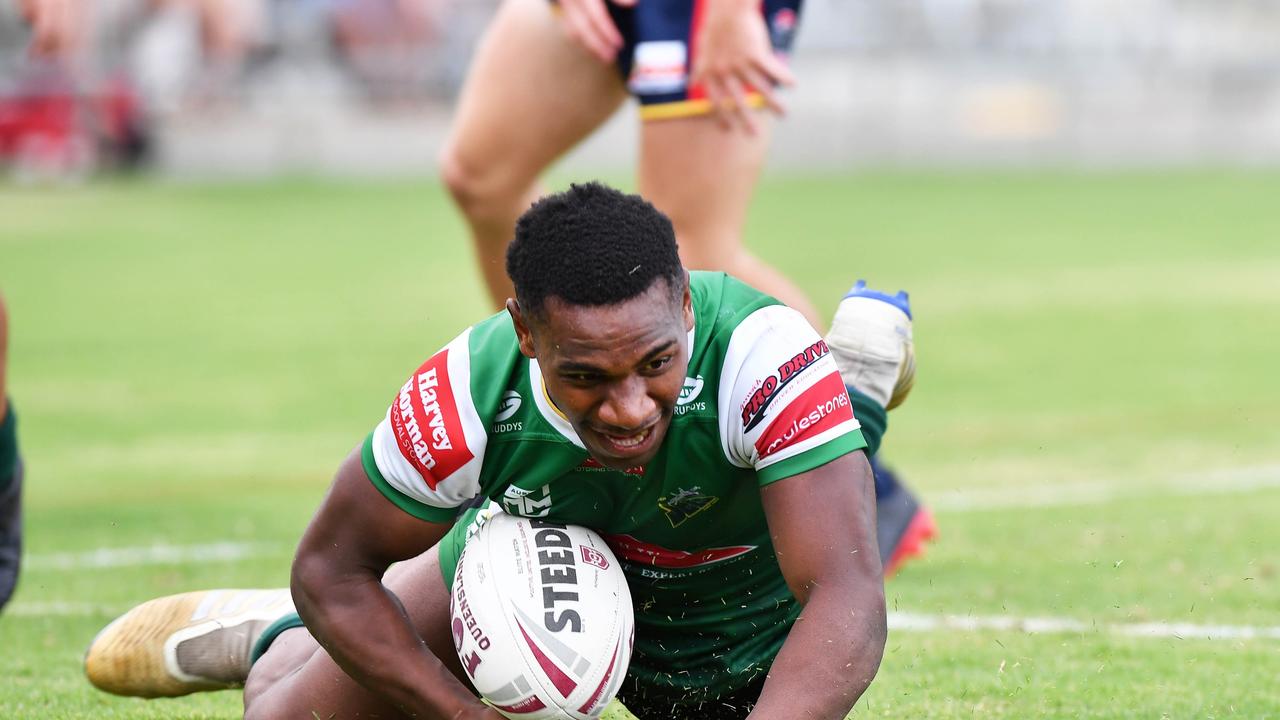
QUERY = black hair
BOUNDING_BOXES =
[506,181,685,318]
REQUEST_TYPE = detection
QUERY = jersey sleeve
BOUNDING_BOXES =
[363,328,490,522]
[718,305,868,486]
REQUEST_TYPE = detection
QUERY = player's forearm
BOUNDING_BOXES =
[748,583,887,719]
[291,559,485,719]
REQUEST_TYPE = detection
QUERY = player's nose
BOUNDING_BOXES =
[596,377,658,431]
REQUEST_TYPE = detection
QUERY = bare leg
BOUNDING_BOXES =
[638,116,822,329]
[242,546,465,719]
[439,0,628,307]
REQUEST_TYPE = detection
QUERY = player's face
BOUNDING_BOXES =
[512,279,694,471]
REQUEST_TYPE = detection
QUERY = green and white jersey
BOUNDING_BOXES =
[363,272,867,702]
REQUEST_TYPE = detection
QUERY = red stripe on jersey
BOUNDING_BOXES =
[604,534,755,569]
[755,372,853,459]
[389,350,474,489]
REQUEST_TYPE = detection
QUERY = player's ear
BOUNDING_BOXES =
[507,298,538,359]
[681,273,694,332]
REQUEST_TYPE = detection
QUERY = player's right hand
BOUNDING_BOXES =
[555,0,636,63]
[690,0,796,135]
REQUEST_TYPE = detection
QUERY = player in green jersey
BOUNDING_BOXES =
[86,183,908,719]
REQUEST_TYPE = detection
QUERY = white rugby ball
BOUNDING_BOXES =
[450,510,634,720]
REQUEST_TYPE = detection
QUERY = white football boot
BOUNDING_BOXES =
[85,588,294,697]
[826,280,915,411]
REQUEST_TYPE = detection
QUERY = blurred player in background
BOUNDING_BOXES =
[439,0,935,575]
[441,0,817,323]
[8,0,263,178]
[0,293,23,611]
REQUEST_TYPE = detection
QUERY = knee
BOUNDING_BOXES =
[438,143,514,220]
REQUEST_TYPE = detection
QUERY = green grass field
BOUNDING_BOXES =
[2,171,1278,718]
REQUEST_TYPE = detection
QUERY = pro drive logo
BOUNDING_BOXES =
[756,372,854,458]
[740,340,831,432]
[390,350,474,487]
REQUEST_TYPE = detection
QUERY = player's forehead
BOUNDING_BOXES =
[536,283,685,363]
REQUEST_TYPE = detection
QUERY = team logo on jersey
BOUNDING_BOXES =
[658,487,719,528]
[677,376,704,406]
[503,484,552,517]
[494,390,522,422]
[740,339,831,432]
[769,8,799,54]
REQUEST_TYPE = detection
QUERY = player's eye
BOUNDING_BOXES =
[563,371,600,384]
[645,355,673,373]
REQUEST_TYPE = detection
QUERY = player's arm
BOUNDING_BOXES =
[750,450,887,719]
[291,447,499,720]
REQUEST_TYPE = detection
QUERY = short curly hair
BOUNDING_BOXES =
[507,182,685,318]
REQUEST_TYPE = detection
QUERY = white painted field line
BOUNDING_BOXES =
[25,541,280,571]
[888,612,1280,642]
[932,463,1280,513]
[8,603,1278,644]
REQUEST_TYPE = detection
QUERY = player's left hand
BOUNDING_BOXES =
[689,0,795,135]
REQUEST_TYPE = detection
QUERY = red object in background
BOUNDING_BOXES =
[0,69,151,175]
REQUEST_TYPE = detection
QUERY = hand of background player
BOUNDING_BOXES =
[556,0,637,64]
[690,0,795,134]
[17,0,84,59]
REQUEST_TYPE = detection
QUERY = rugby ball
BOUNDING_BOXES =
[450,510,634,720]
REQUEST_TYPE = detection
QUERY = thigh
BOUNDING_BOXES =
[444,0,628,186]
[243,545,467,719]
[637,115,773,266]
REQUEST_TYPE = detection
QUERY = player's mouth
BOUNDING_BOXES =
[592,424,660,461]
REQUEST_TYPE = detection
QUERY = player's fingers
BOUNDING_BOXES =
[700,78,734,132]
[742,66,785,116]
[754,51,796,88]
[719,75,757,135]
[563,14,614,62]
[574,0,623,60]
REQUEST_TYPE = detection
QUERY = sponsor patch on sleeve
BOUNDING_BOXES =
[754,372,854,459]
[389,349,474,489]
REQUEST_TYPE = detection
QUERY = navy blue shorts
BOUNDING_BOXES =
[602,0,803,119]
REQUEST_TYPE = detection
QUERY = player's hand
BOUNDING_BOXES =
[556,0,636,63]
[689,0,795,135]
[17,0,84,59]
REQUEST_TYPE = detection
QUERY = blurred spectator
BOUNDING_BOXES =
[2,0,266,179]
